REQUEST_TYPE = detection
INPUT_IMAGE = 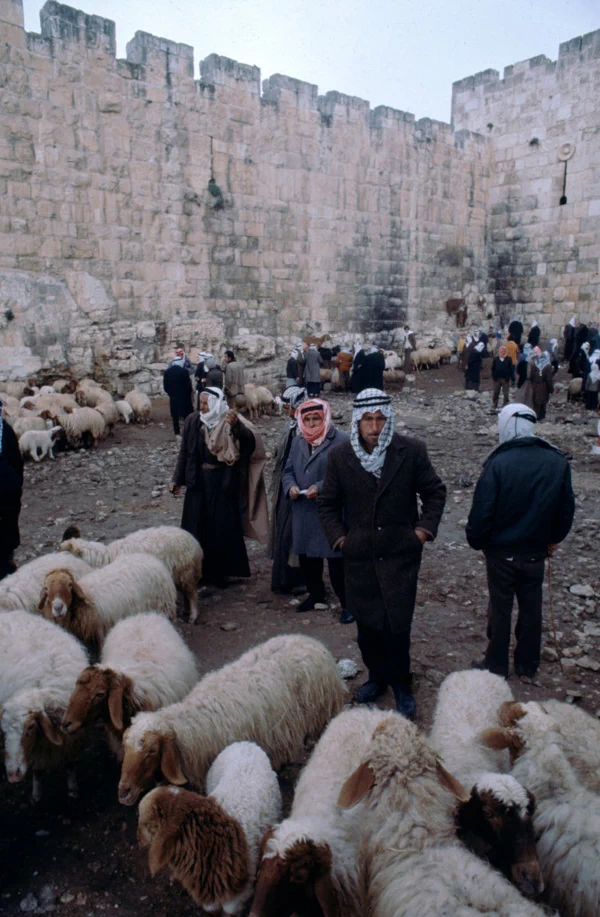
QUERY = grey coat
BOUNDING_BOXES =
[282,426,349,558]
[302,347,323,384]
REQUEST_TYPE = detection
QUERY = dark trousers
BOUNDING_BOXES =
[299,555,345,606]
[172,416,186,436]
[492,379,510,408]
[357,616,411,689]
[585,390,599,410]
[484,552,546,677]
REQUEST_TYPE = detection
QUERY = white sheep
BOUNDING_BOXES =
[483,701,600,917]
[273,395,283,416]
[118,634,345,806]
[139,742,282,914]
[52,378,77,394]
[251,707,390,917]
[19,426,63,462]
[525,698,600,793]
[62,613,198,757]
[38,554,177,646]
[255,385,274,415]
[115,399,134,424]
[12,415,49,437]
[429,671,542,896]
[94,398,119,434]
[60,525,203,623]
[384,350,402,371]
[0,610,89,802]
[125,390,152,423]
[567,377,583,401]
[0,553,92,613]
[49,407,106,448]
[338,714,551,917]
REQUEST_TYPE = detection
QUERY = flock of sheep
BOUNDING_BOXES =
[0,378,152,461]
[0,519,598,916]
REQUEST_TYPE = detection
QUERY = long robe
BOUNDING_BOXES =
[268,424,302,592]
[363,351,385,390]
[0,421,23,579]
[351,349,367,393]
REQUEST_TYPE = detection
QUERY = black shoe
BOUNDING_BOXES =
[354,680,387,704]
[515,664,538,678]
[291,584,308,596]
[391,685,417,720]
[339,609,355,624]
[296,596,315,613]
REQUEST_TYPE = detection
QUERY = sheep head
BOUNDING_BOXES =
[62,667,133,735]
[138,786,250,906]
[119,728,186,806]
[2,701,63,783]
[251,835,337,917]
[38,569,94,641]
[456,775,543,898]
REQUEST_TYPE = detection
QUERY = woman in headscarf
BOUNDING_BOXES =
[285,350,299,389]
[363,344,385,390]
[0,399,24,580]
[171,388,258,587]
[527,320,541,348]
[522,348,554,420]
[570,323,589,375]
[585,350,600,411]
[563,316,576,363]
[351,341,367,394]
[281,398,352,621]
[571,340,591,384]
[465,341,485,391]
[268,385,309,594]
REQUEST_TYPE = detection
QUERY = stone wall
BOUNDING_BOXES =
[452,29,600,334]
[0,0,489,386]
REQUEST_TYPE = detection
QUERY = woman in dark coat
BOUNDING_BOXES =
[570,324,589,375]
[363,346,385,390]
[268,385,308,594]
[0,401,24,580]
[351,345,367,394]
[563,317,576,363]
[281,399,351,621]
[285,350,299,388]
[163,360,193,436]
[508,318,523,346]
[527,320,541,348]
[171,388,254,587]
[465,342,484,391]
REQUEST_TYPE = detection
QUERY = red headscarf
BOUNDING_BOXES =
[296,399,332,447]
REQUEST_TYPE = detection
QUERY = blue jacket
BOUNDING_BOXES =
[282,426,349,557]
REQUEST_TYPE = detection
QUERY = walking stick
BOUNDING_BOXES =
[546,556,564,674]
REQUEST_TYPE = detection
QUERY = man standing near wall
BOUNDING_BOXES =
[491,345,512,410]
[318,388,446,718]
[403,325,416,374]
[223,350,244,407]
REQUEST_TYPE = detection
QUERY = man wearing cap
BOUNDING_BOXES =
[466,403,575,679]
[318,388,446,718]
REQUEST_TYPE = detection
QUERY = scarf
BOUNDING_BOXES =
[351,388,395,479]
[474,342,485,353]
[353,342,362,356]
[581,342,591,354]
[589,352,600,384]
[297,399,331,447]
[170,358,186,368]
[498,403,536,444]
[200,387,229,430]
[519,343,532,364]
[282,385,308,429]
[568,317,576,328]
[536,351,551,371]
[289,349,299,360]
[530,320,538,329]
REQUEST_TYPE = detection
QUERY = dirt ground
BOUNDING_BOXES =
[1,364,599,915]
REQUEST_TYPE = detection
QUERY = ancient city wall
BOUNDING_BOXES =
[0,0,489,387]
[452,29,600,334]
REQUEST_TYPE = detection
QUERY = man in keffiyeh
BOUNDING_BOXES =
[318,388,446,719]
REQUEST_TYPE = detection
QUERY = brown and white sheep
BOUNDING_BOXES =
[125,390,152,423]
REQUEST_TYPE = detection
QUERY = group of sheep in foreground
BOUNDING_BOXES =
[1,523,599,917]
[0,377,152,461]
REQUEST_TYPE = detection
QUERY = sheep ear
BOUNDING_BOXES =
[160,736,187,786]
[70,581,89,613]
[497,701,526,727]
[314,871,339,917]
[148,831,177,876]
[108,677,125,732]
[38,586,48,612]
[479,727,517,751]
[435,761,470,803]
[337,761,375,809]
[38,712,63,746]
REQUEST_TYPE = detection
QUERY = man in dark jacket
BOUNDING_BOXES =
[491,345,512,409]
[163,355,194,437]
[0,400,24,579]
[466,403,575,679]
[318,388,446,718]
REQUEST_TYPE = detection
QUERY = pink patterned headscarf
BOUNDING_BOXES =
[296,399,332,447]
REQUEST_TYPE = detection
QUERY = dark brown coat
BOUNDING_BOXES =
[318,434,446,632]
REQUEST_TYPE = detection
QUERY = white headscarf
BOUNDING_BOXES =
[530,320,538,329]
[369,345,379,354]
[581,342,591,354]
[351,388,395,479]
[536,351,551,371]
[589,352,600,384]
[289,349,299,359]
[549,338,558,352]
[498,403,536,444]
[353,341,363,356]
[568,317,576,328]
[475,342,485,353]
[282,385,308,427]
[200,387,229,430]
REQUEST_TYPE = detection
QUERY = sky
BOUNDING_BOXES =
[22,0,600,122]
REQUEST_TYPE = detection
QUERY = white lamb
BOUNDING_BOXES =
[38,554,177,646]
[125,390,152,423]
[50,407,106,448]
[62,613,198,757]
[483,701,600,917]
[94,398,119,434]
[138,742,281,914]
[118,634,345,806]
[19,426,63,462]
[0,552,92,613]
[338,714,552,917]
[60,525,203,623]
[251,707,391,917]
[115,400,134,424]
[12,415,48,437]
[429,671,542,896]
[0,610,89,802]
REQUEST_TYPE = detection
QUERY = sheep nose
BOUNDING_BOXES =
[61,718,72,733]
[513,863,544,897]
[7,768,23,783]
[118,783,136,805]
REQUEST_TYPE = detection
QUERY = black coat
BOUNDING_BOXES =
[0,421,24,561]
[563,323,576,361]
[351,350,367,394]
[363,351,385,390]
[465,349,482,383]
[318,434,446,632]
[466,438,574,555]
[163,364,193,418]
[286,357,299,381]
[508,320,523,346]
[492,356,513,381]
[527,325,541,347]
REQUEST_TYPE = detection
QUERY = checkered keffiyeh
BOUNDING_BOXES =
[351,388,394,479]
